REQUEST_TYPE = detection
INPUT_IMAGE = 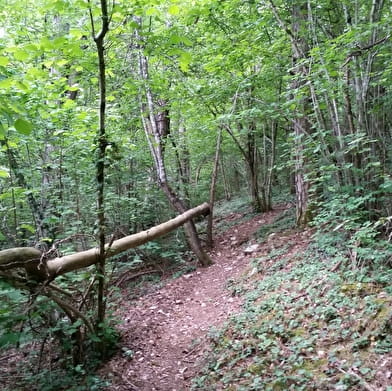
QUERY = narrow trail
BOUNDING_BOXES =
[104,206,286,390]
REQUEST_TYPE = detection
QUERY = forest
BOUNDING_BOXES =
[0,0,391,390]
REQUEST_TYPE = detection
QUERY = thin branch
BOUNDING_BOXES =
[222,123,248,159]
[45,289,94,334]
[342,34,390,67]
[87,0,96,39]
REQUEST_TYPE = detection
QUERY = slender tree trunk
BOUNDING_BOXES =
[89,0,109,340]
[224,123,269,212]
[291,1,311,226]
[220,157,231,201]
[268,0,312,225]
[207,127,222,247]
[169,122,191,203]
[136,39,212,266]
[3,141,47,240]
[262,121,277,211]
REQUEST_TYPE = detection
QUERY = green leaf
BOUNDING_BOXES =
[63,99,76,109]
[0,56,9,66]
[168,5,180,15]
[15,81,29,92]
[169,34,192,46]
[56,59,68,67]
[0,333,20,348]
[0,123,5,139]
[146,7,158,16]
[19,224,35,233]
[179,51,192,72]
[0,78,13,89]
[13,49,29,61]
[0,166,9,178]
[14,118,33,135]
[181,36,192,46]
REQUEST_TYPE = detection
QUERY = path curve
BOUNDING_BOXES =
[104,207,285,390]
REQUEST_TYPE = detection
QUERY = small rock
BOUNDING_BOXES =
[249,267,258,276]
[244,244,259,254]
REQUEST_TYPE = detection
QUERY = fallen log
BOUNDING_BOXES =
[0,202,210,280]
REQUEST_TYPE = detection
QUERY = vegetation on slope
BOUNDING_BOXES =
[193,208,392,391]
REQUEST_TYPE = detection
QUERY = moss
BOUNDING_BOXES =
[247,363,267,374]
[292,327,306,336]
[341,282,383,297]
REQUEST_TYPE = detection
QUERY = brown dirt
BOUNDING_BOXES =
[103,206,288,391]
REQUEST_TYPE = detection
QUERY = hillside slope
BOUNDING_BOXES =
[102,203,392,390]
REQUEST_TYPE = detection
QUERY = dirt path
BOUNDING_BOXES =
[104,207,286,390]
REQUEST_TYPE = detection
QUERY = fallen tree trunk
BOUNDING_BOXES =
[0,202,210,280]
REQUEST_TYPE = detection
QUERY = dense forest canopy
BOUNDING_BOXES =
[0,0,391,245]
[0,0,391,388]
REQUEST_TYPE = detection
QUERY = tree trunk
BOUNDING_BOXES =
[89,0,110,340]
[268,0,312,226]
[3,141,47,240]
[207,127,222,247]
[223,123,269,212]
[136,40,212,266]
[292,2,311,226]
[0,202,210,280]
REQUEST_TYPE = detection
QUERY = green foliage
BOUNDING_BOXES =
[1,0,392,387]
[0,281,30,348]
[192,233,392,390]
[3,364,110,391]
[256,207,296,241]
[312,180,392,267]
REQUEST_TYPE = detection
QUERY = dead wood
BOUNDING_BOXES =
[0,202,210,281]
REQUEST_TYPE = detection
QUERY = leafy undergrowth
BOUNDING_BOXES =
[192,213,392,390]
[212,197,258,233]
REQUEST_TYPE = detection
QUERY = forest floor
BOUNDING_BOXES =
[2,200,390,390]
[102,204,292,390]
[102,202,392,391]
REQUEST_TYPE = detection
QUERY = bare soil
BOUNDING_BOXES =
[103,206,288,391]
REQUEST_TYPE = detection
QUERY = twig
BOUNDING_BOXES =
[0,352,19,362]
[330,259,343,272]
[79,276,96,311]
[45,290,94,334]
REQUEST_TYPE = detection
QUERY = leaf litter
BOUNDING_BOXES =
[102,204,392,391]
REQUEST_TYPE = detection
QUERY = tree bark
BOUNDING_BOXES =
[0,202,210,280]
[89,0,110,335]
[136,36,212,266]
[207,127,222,247]
[292,2,311,226]
[268,0,312,226]
[3,140,47,240]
